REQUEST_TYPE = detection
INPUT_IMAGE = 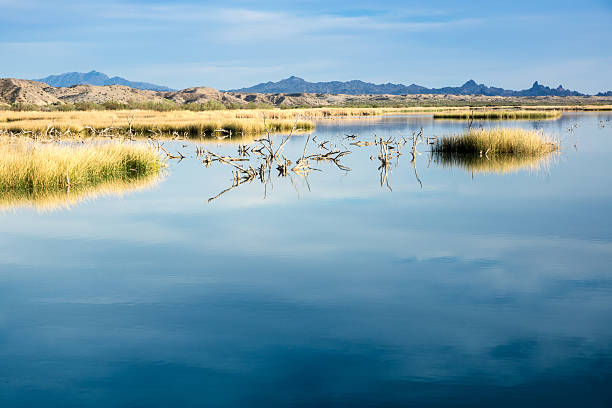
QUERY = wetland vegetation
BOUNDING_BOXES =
[0,109,316,138]
[0,110,566,208]
[433,110,562,120]
[2,106,611,139]
[432,128,559,155]
[0,138,163,210]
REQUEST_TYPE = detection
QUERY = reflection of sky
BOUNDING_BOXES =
[0,114,611,406]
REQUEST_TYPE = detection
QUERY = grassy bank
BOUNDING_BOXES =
[0,106,608,139]
[432,128,559,155]
[433,110,562,120]
[0,107,442,137]
[0,107,553,139]
[0,138,164,209]
[0,109,318,138]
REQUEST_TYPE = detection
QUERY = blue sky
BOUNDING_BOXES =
[1,0,611,92]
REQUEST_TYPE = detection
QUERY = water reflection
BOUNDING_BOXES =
[433,152,557,174]
[0,173,162,212]
[0,113,611,407]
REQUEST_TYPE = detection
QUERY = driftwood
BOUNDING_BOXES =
[0,119,431,202]
[206,119,349,202]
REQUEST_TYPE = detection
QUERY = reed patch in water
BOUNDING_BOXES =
[432,128,559,155]
[0,138,164,210]
[431,128,559,174]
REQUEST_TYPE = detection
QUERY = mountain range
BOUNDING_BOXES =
[2,77,610,108]
[229,76,588,97]
[28,71,611,97]
[34,71,175,92]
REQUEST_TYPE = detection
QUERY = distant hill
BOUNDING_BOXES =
[596,91,612,97]
[34,71,175,92]
[230,76,585,97]
[2,78,610,108]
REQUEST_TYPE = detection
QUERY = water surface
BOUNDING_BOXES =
[1,113,611,407]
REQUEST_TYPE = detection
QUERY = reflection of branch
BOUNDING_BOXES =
[288,173,302,200]
[379,164,392,192]
[208,182,240,203]
[300,172,312,192]
[413,158,423,189]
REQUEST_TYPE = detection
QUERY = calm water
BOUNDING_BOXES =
[1,113,611,407]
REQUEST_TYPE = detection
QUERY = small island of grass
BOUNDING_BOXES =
[0,138,164,210]
[432,128,559,155]
[431,128,559,174]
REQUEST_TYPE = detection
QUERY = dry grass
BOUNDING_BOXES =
[0,107,502,138]
[433,110,562,120]
[0,108,437,137]
[283,107,465,116]
[0,109,321,137]
[431,128,559,174]
[531,105,612,111]
[432,128,559,155]
[0,138,164,210]
[1,106,607,139]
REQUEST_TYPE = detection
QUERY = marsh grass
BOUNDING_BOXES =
[432,128,559,155]
[1,106,599,139]
[0,107,474,138]
[431,128,559,174]
[0,109,316,137]
[0,107,591,139]
[0,138,164,210]
[433,110,562,120]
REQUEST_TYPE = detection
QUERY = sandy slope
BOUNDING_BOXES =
[1,78,611,108]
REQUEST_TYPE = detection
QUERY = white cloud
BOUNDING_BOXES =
[68,3,478,38]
